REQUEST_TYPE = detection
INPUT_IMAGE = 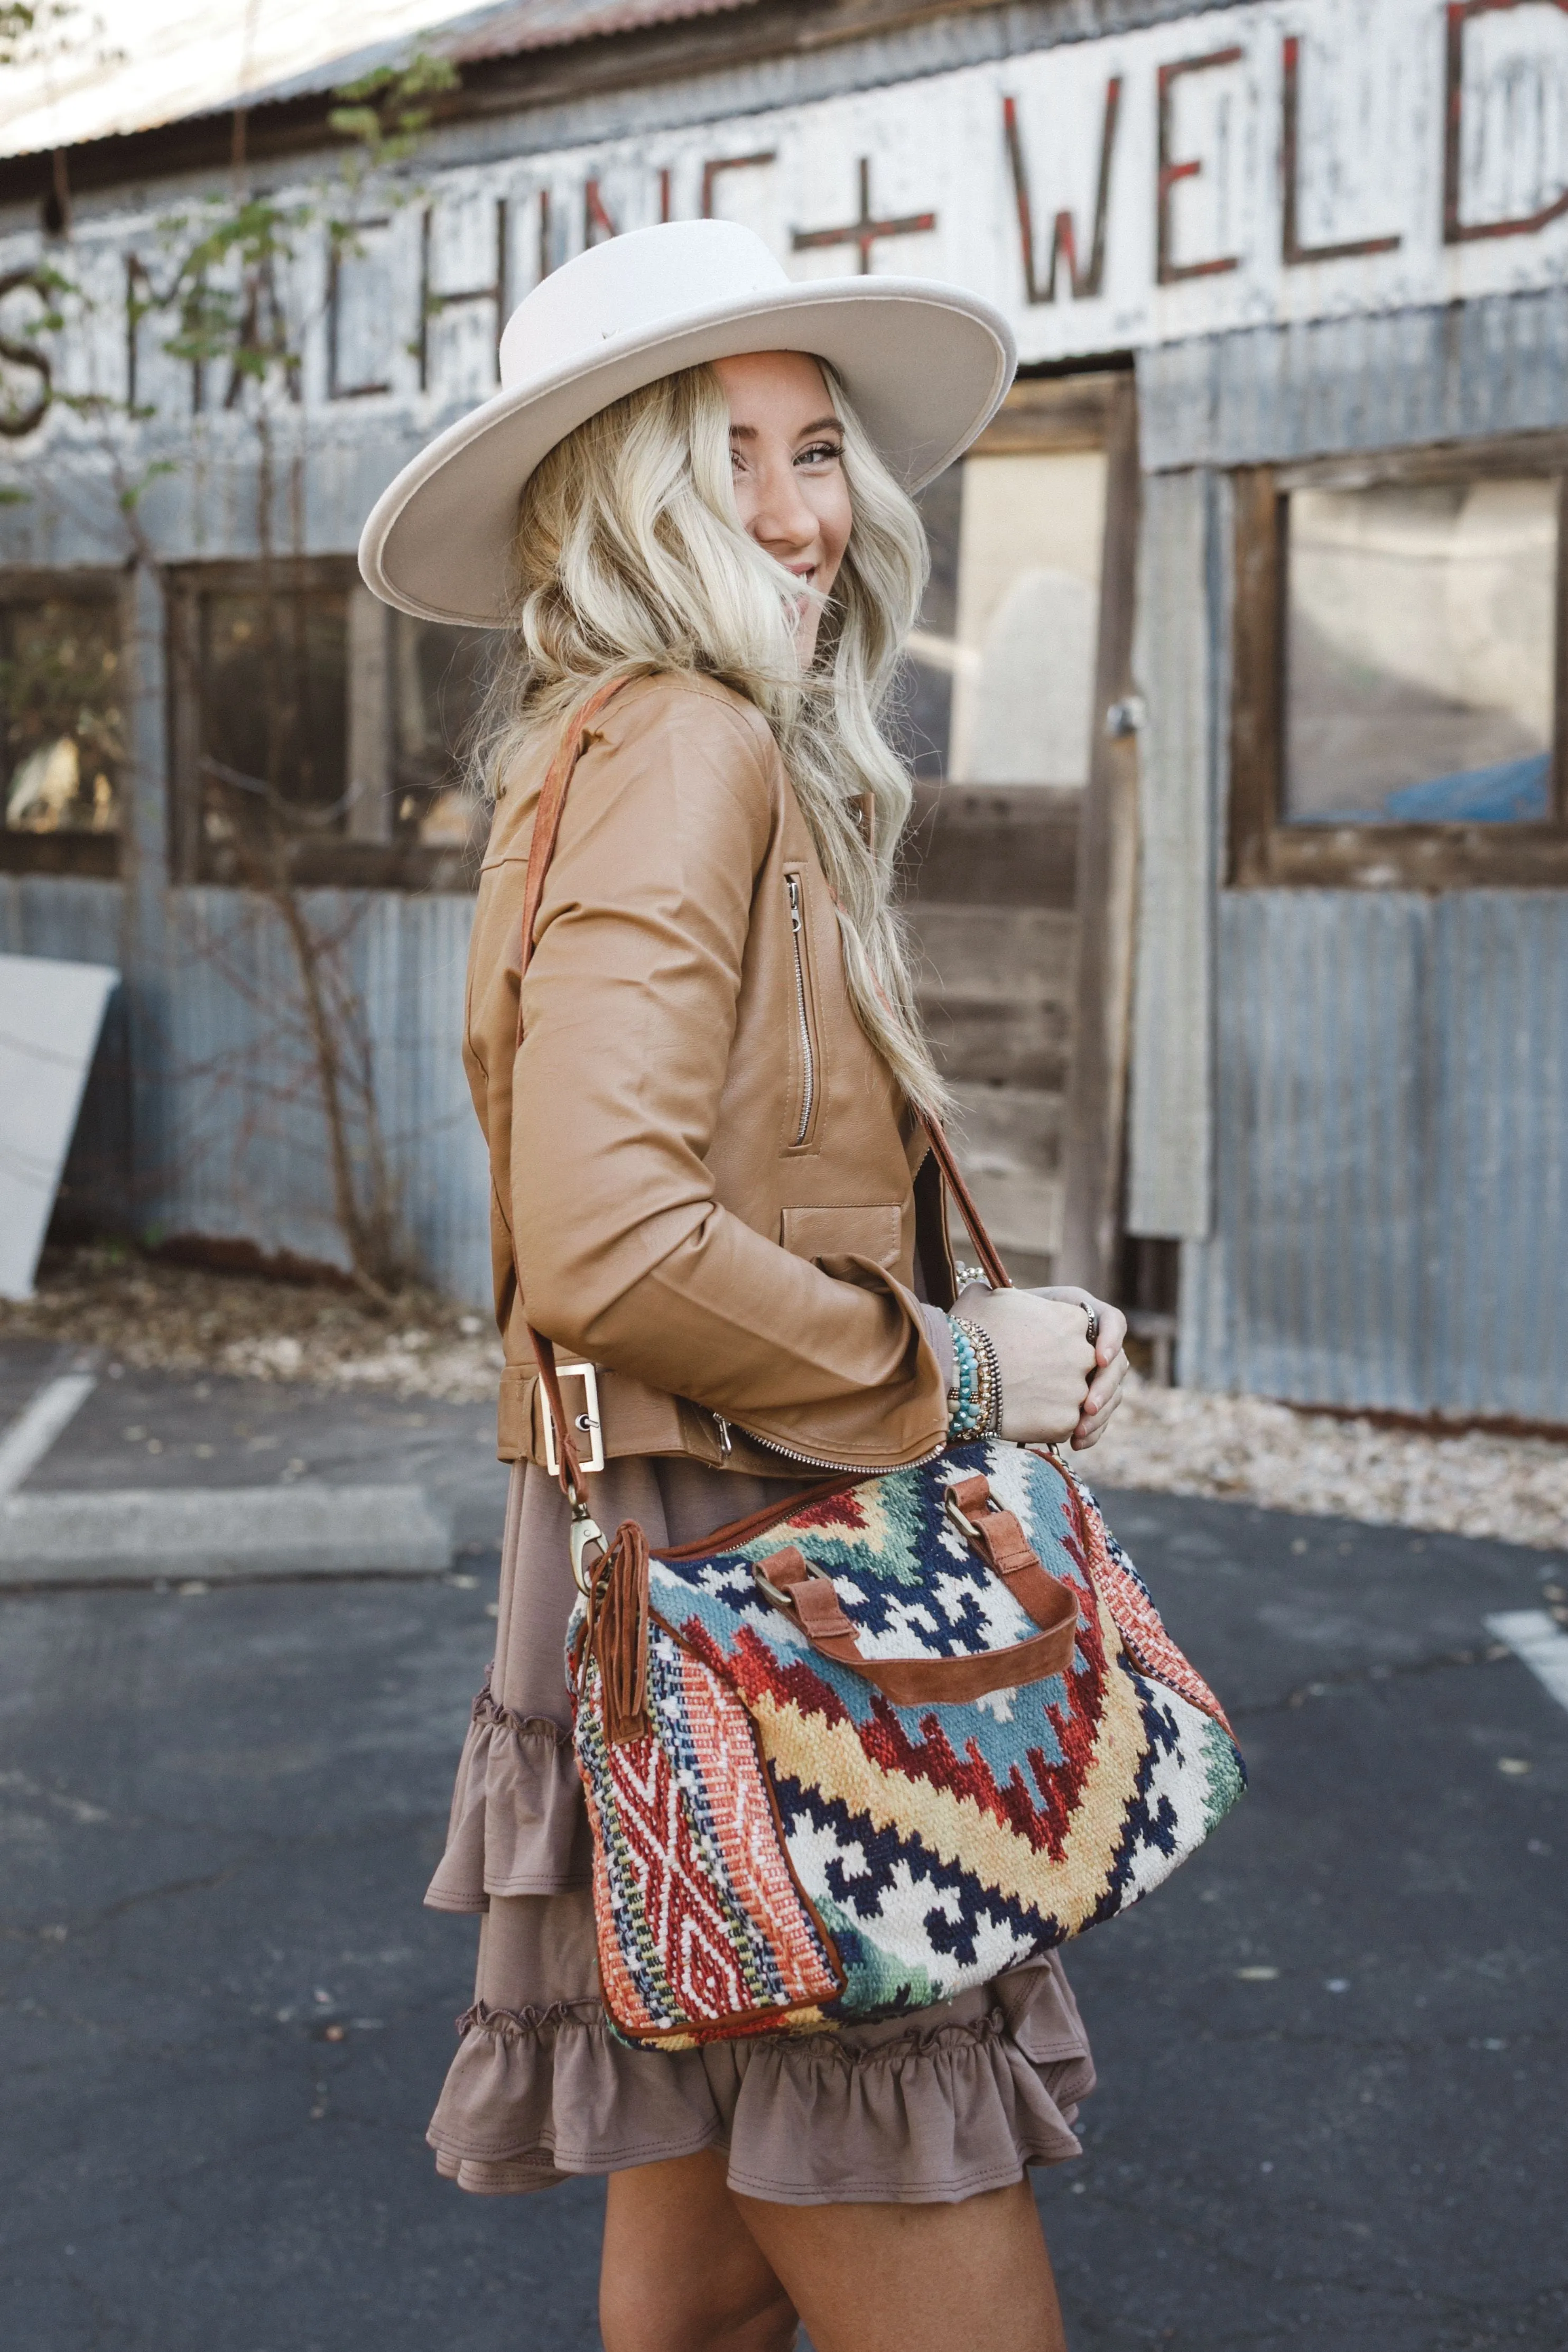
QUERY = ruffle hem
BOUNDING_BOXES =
[424,1669,1095,2205]
[425,1674,592,1910]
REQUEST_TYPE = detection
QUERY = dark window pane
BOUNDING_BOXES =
[392,616,490,854]
[1,598,123,837]
[1284,480,1556,825]
[199,589,348,841]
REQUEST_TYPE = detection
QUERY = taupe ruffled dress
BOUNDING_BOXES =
[424,1450,1096,2205]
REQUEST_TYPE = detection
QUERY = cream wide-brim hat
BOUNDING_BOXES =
[358,218,1016,628]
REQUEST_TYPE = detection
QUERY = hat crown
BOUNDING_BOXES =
[498,219,792,394]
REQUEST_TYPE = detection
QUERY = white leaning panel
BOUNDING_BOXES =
[0,952,118,1301]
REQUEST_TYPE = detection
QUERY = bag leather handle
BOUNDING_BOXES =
[755,1520,1078,1701]
[513,679,1014,1501]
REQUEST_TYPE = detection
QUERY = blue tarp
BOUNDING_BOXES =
[1295,751,1551,827]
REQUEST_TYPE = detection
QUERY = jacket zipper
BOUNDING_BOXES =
[711,868,925,1474]
[712,1408,948,1478]
[785,872,815,1147]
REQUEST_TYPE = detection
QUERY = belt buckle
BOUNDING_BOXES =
[543,1360,606,1479]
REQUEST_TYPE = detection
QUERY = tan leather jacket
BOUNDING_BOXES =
[463,670,956,1477]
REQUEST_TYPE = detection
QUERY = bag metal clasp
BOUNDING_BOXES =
[751,1549,843,1621]
[753,1560,797,1610]
[943,1487,980,1543]
[569,1502,608,1596]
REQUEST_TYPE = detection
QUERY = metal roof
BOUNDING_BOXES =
[444,0,757,63]
[0,0,759,162]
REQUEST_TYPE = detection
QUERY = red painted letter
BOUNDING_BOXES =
[1156,46,1243,286]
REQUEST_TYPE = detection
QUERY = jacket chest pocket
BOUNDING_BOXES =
[780,1204,902,1270]
[784,867,824,1151]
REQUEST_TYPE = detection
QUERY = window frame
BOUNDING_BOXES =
[166,557,484,892]
[0,566,127,878]
[1229,435,1568,890]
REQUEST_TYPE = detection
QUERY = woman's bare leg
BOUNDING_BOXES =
[732,2179,1067,2352]
[600,2151,800,2352]
[600,2154,1065,2352]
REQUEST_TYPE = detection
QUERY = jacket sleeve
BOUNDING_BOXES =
[510,682,949,1470]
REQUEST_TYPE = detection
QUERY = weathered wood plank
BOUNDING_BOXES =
[1125,468,1217,1240]
[951,1172,1063,1277]
[1058,371,1141,1293]
[901,784,1078,910]
[901,785,1082,1278]
[948,1079,1066,1271]
[970,374,1122,459]
[906,903,1075,1091]
[950,1080,1065,1170]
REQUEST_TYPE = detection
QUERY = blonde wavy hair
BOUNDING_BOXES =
[472,359,948,1116]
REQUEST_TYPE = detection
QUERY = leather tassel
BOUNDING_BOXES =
[588,1519,651,1744]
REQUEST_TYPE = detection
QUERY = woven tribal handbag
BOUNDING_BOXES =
[517,685,1246,2053]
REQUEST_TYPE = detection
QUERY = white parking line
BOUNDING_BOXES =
[0,1372,96,1498]
[1486,1610,1568,1716]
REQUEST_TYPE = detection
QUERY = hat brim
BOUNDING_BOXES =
[358,276,1015,627]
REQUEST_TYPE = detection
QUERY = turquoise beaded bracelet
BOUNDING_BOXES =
[947,1313,1002,1441]
[946,1316,987,1441]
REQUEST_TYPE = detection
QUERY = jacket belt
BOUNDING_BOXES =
[499,1363,734,1470]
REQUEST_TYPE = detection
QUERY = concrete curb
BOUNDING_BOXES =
[0,1485,453,1583]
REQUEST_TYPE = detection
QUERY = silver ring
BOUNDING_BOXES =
[1083,1308,1100,1349]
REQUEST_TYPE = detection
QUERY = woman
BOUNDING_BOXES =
[361,220,1129,2352]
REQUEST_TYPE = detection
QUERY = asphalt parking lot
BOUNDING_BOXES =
[1,1362,1564,2351]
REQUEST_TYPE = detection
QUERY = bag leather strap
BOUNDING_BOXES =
[513,679,641,1505]
[514,678,1015,1502]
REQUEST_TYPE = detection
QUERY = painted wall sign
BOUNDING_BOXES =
[5,0,1568,424]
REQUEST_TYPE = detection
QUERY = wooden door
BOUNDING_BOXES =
[899,372,1140,1296]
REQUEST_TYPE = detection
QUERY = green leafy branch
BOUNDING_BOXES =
[154,192,313,399]
[0,2,71,66]
[0,48,459,443]
[0,2,120,75]
[326,50,459,187]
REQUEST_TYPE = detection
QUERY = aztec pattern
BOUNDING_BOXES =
[569,1440,1245,2050]
[575,1628,843,2045]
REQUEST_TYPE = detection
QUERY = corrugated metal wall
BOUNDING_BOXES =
[1180,892,1568,1422]
[0,877,491,1302]
[1128,282,1568,1422]
[1140,286,1568,472]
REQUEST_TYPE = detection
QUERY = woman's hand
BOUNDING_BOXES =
[954,1283,1129,1451]
[1029,1285,1130,1451]
[953,1285,1094,1446]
